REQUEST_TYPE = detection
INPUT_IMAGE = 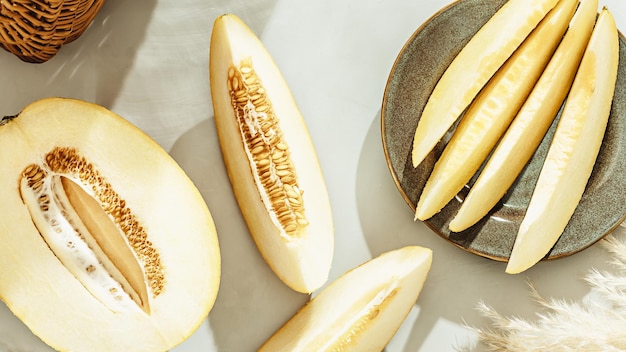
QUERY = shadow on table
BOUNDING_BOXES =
[0,0,157,113]
[169,117,310,351]
[0,301,53,351]
[355,111,609,351]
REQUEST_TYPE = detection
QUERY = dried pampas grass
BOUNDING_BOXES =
[468,233,626,352]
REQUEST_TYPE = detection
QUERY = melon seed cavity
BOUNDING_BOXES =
[19,147,163,314]
[228,57,309,237]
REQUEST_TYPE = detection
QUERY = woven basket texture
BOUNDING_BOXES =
[0,0,105,63]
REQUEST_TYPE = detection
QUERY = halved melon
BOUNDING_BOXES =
[259,246,432,351]
[209,14,334,293]
[0,98,221,351]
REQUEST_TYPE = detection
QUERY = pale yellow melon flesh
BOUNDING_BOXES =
[0,98,221,351]
[209,14,334,293]
[259,246,432,352]
[414,0,578,221]
[506,8,619,274]
[411,0,560,168]
[449,0,598,232]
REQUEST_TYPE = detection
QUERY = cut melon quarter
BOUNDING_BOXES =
[259,246,433,351]
[411,0,560,168]
[209,14,334,293]
[506,7,620,274]
[0,98,221,351]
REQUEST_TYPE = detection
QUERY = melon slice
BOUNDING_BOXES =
[259,246,432,351]
[449,0,598,232]
[0,98,221,351]
[506,7,620,274]
[209,14,334,293]
[415,0,578,221]
[411,0,560,168]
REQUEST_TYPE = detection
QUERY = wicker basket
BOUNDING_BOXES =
[0,0,105,63]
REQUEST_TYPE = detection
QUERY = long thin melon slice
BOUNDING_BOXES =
[259,246,432,351]
[449,0,598,232]
[506,7,619,274]
[414,0,578,221]
[411,0,560,168]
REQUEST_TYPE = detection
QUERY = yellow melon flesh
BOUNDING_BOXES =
[449,0,598,232]
[0,98,221,351]
[506,8,619,274]
[209,14,334,293]
[415,0,578,221]
[259,246,432,351]
[411,0,560,168]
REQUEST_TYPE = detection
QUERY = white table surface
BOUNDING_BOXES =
[1,0,625,351]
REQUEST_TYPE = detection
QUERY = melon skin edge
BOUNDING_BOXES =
[0,98,221,351]
[209,14,334,293]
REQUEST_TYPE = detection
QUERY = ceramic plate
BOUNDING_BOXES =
[381,0,626,262]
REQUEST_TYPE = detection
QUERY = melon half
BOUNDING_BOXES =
[0,98,221,351]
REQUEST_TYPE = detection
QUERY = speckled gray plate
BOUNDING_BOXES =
[381,0,626,262]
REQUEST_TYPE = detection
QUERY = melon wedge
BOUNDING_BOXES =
[209,14,334,293]
[259,246,432,351]
[506,7,619,274]
[449,0,598,232]
[411,0,560,168]
[0,98,221,351]
[414,0,578,221]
